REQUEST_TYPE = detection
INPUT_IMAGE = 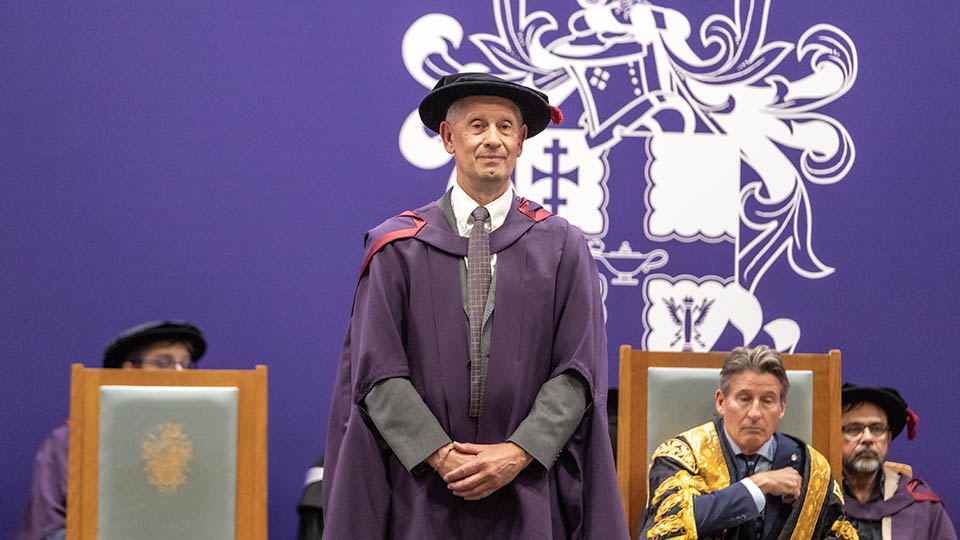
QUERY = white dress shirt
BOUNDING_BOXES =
[450,183,513,272]
[723,426,777,513]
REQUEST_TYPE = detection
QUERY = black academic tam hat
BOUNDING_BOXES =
[418,72,562,138]
[842,383,918,440]
[103,320,206,368]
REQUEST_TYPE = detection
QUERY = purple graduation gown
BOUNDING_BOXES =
[845,471,958,540]
[322,196,629,540]
[17,423,69,540]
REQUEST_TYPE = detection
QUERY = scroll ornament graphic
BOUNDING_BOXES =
[399,0,857,353]
[142,422,194,494]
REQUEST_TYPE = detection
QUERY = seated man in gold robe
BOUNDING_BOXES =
[638,346,857,540]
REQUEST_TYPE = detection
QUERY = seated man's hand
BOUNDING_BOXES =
[442,441,533,501]
[750,467,802,503]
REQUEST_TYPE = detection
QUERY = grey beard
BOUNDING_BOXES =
[848,457,881,473]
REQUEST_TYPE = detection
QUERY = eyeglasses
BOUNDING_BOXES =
[142,354,192,370]
[841,422,889,437]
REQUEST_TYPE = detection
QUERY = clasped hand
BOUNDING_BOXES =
[428,441,532,501]
[749,467,803,504]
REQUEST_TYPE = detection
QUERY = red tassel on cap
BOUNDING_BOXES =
[549,105,563,125]
[906,408,918,440]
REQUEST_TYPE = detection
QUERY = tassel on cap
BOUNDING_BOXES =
[549,105,563,125]
[906,408,918,440]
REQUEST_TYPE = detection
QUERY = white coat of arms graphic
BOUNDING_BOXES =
[398,0,857,353]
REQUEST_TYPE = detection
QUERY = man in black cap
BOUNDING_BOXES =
[841,383,957,540]
[16,321,206,540]
[322,73,628,539]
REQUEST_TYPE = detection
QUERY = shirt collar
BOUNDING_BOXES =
[722,421,777,463]
[842,468,885,503]
[450,183,513,237]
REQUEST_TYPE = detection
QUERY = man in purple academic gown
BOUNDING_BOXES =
[841,383,957,540]
[16,321,206,540]
[321,73,629,540]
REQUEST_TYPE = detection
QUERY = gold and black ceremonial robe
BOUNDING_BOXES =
[638,419,858,540]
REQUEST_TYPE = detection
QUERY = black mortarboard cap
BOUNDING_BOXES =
[418,72,562,137]
[842,382,916,440]
[103,320,206,368]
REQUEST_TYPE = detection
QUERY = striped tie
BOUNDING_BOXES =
[467,206,491,417]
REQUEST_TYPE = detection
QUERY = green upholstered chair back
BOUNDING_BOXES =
[66,365,268,540]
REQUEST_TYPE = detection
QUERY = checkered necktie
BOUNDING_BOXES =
[467,206,491,417]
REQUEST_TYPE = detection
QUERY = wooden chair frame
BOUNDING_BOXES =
[65,364,268,540]
[616,347,842,535]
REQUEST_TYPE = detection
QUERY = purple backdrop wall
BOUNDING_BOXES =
[2,1,958,538]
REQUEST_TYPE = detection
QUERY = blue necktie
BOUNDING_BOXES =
[741,454,764,540]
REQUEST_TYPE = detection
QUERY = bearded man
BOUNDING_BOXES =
[841,383,957,540]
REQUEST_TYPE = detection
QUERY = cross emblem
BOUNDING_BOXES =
[533,138,579,213]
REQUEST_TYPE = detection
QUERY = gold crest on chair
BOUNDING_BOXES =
[141,422,194,494]
[65,365,267,540]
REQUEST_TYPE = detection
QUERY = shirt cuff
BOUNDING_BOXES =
[363,377,451,473]
[507,371,589,470]
[741,478,766,513]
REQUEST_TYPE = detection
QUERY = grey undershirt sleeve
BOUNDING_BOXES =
[365,371,589,474]
[508,370,590,470]
[363,377,451,474]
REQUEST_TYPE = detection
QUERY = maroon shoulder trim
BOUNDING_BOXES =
[907,478,942,502]
[360,211,426,275]
[517,198,553,222]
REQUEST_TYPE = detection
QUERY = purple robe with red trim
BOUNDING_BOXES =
[321,196,628,540]
[845,469,957,540]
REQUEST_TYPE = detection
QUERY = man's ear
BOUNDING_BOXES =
[121,360,135,370]
[715,388,725,416]
[516,124,528,157]
[439,121,456,155]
